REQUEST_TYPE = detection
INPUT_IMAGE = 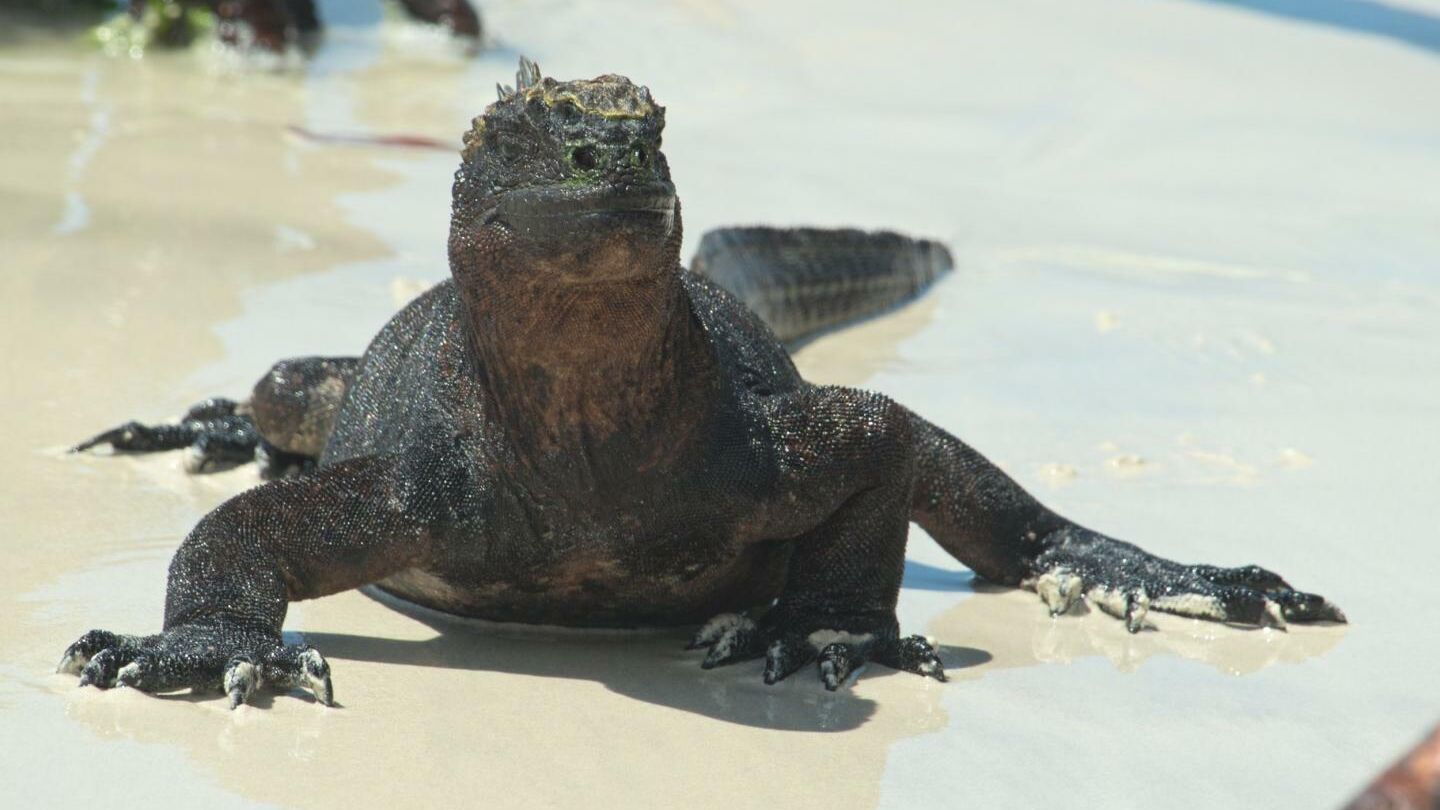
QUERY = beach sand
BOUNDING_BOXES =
[2,1,1437,807]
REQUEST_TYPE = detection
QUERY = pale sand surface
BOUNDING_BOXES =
[2,1,1438,807]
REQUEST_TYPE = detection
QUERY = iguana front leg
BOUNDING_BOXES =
[689,386,945,689]
[905,410,1345,630]
[58,446,467,707]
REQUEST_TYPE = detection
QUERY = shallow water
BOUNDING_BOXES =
[3,1,1438,807]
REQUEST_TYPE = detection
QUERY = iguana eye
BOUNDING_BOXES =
[496,136,521,162]
[553,100,581,123]
[630,144,649,168]
[570,145,598,171]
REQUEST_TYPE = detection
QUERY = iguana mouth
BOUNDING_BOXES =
[490,181,676,225]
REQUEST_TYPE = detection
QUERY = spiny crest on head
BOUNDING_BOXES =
[461,56,662,163]
[490,56,540,101]
[517,55,542,92]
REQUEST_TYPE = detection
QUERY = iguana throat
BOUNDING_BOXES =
[446,61,711,487]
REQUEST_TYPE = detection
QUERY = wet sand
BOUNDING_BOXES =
[3,1,1438,808]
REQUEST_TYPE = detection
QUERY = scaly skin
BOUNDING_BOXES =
[63,59,1345,708]
[689,226,953,346]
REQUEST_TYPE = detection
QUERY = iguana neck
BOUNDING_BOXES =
[453,238,717,492]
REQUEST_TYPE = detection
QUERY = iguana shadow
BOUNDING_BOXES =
[299,583,991,733]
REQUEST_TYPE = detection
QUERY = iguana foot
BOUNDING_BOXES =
[72,397,259,473]
[1027,526,1347,632]
[687,610,946,690]
[58,625,333,708]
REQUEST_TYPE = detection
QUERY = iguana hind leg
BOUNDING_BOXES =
[72,356,357,479]
[904,408,1346,630]
[72,397,259,474]
[248,356,358,471]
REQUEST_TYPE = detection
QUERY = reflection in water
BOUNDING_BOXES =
[52,65,109,236]
[931,583,1346,678]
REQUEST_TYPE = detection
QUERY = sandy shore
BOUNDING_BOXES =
[3,1,1438,807]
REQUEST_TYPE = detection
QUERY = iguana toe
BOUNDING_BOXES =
[873,635,947,682]
[223,657,260,709]
[691,614,762,669]
[816,643,864,691]
[78,648,125,689]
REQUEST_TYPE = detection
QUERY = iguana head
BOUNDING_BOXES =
[450,58,679,275]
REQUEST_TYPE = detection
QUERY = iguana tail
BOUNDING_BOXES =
[688,226,953,347]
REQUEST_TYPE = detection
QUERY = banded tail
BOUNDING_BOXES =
[689,226,953,347]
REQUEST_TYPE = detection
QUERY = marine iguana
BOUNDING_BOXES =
[61,59,1345,708]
